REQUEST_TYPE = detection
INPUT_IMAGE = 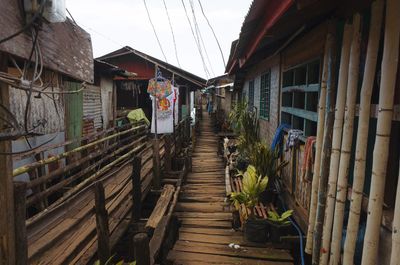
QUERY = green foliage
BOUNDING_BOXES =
[267,210,293,225]
[229,101,259,157]
[249,142,289,181]
[230,165,268,218]
[228,100,248,133]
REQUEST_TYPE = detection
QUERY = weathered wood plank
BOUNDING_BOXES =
[146,184,175,232]
[167,250,293,265]
[173,241,293,261]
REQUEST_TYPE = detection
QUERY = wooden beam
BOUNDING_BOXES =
[13,182,27,265]
[152,139,161,189]
[133,233,150,265]
[94,181,111,265]
[0,52,16,265]
[146,184,175,234]
[131,156,142,222]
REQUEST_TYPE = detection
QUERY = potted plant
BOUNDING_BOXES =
[249,142,288,203]
[266,210,293,243]
[230,165,269,243]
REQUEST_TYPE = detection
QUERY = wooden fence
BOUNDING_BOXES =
[12,117,191,264]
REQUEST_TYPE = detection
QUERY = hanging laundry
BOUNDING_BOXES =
[147,78,172,99]
[127,108,150,126]
[285,129,304,151]
[271,123,291,151]
[151,92,174,134]
[302,136,316,182]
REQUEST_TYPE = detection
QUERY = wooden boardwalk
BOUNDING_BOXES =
[167,113,294,265]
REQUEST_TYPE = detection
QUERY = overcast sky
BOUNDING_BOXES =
[66,0,252,79]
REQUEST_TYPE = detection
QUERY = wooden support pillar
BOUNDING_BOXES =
[133,233,150,265]
[152,139,161,189]
[0,53,16,265]
[131,156,142,222]
[13,182,27,265]
[94,181,110,265]
[164,135,172,172]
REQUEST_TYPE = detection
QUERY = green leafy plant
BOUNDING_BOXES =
[249,142,288,183]
[230,165,268,219]
[228,100,249,133]
[267,210,293,225]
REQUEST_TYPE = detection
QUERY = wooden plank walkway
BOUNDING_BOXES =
[167,113,294,265]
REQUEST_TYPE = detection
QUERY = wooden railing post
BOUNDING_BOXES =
[14,181,27,265]
[94,181,110,264]
[131,156,142,222]
[133,233,150,265]
[165,135,172,172]
[152,139,161,189]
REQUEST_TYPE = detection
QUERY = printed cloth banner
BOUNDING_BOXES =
[147,78,172,99]
[173,86,179,126]
[151,92,174,134]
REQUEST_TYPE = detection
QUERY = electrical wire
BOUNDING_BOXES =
[162,0,181,68]
[142,0,168,63]
[188,0,215,77]
[181,0,210,78]
[0,0,48,45]
[197,0,226,67]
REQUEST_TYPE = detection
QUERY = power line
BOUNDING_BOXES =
[181,0,210,78]
[142,0,168,63]
[162,0,181,68]
[188,0,215,77]
[197,0,226,67]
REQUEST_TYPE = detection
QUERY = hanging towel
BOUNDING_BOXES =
[302,136,316,182]
[271,123,291,151]
[285,129,304,151]
[127,108,150,126]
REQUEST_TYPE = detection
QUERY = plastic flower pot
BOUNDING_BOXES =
[267,220,291,243]
[243,218,269,243]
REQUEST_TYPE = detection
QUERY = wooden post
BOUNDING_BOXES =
[131,156,142,222]
[14,182,27,265]
[94,181,110,264]
[164,135,172,172]
[0,53,16,265]
[152,139,161,190]
[133,233,150,265]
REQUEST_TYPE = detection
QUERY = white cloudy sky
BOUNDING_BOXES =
[66,0,252,80]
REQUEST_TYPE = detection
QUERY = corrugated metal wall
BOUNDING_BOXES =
[64,81,83,150]
[83,85,103,130]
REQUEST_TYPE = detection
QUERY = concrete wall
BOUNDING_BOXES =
[242,55,280,145]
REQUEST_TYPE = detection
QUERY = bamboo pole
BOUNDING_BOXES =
[305,25,330,254]
[343,1,384,263]
[319,22,353,265]
[362,0,400,263]
[26,135,147,207]
[329,14,362,265]
[312,22,337,264]
[49,142,146,209]
[390,161,400,265]
[12,124,145,177]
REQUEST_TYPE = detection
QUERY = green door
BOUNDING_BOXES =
[64,81,83,150]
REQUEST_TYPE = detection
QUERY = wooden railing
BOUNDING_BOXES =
[12,116,192,264]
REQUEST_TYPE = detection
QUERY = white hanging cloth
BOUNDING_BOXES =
[151,92,174,134]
